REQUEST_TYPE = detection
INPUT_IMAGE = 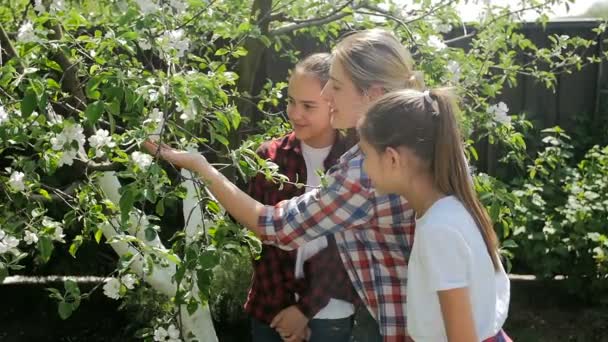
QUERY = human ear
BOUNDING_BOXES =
[366,84,385,101]
[384,146,402,170]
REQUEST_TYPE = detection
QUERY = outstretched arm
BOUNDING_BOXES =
[142,140,266,235]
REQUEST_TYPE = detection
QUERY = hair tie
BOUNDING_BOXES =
[422,90,439,116]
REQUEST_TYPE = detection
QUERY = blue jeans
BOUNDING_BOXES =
[350,307,382,342]
[251,316,354,342]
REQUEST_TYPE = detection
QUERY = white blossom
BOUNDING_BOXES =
[24,231,38,245]
[427,35,447,51]
[121,274,137,290]
[8,171,26,192]
[53,226,65,241]
[88,129,115,158]
[178,101,197,123]
[135,0,159,14]
[139,39,152,50]
[50,0,66,13]
[156,29,190,59]
[0,230,20,254]
[42,217,64,242]
[446,60,461,83]
[34,0,45,12]
[51,123,86,151]
[51,123,85,166]
[489,102,511,125]
[154,324,181,342]
[148,89,160,102]
[57,149,78,167]
[17,22,38,44]
[168,0,187,13]
[132,151,153,169]
[435,23,452,34]
[145,108,164,124]
[103,278,121,299]
[0,106,9,125]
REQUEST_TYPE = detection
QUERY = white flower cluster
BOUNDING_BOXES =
[427,35,447,51]
[0,105,9,125]
[135,0,159,14]
[34,0,65,13]
[177,101,197,123]
[154,324,181,342]
[17,22,39,44]
[88,129,115,158]
[488,102,511,125]
[51,123,86,166]
[156,29,190,59]
[43,217,65,242]
[0,229,20,254]
[24,230,38,245]
[102,274,137,299]
[131,151,153,169]
[8,171,26,192]
[145,108,164,124]
[446,60,461,83]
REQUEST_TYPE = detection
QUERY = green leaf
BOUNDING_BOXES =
[85,101,105,125]
[187,299,199,315]
[45,60,63,72]
[58,301,74,320]
[38,189,51,200]
[69,235,83,258]
[155,199,165,216]
[94,228,104,243]
[21,90,37,117]
[37,236,54,263]
[198,250,219,270]
[119,185,139,224]
[215,48,229,56]
[86,77,103,100]
[64,279,80,297]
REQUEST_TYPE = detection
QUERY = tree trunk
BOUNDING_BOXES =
[235,0,273,124]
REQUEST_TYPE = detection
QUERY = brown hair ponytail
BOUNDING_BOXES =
[358,88,500,270]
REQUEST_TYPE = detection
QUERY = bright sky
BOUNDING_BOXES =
[456,0,597,21]
[395,0,599,21]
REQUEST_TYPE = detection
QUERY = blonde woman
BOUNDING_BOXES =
[144,29,423,342]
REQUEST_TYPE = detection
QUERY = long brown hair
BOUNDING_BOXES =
[358,89,500,270]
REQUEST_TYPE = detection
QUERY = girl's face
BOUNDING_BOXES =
[321,59,369,130]
[359,138,408,196]
[287,71,334,147]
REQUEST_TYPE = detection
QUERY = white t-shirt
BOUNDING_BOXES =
[294,142,355,320]
[407,196,510,341]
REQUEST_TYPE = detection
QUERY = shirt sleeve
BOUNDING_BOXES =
[417,224,472,291]
[258,164,375,250]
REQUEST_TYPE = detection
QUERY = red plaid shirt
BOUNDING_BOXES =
[258,144,416,342]
[244,132,359,324]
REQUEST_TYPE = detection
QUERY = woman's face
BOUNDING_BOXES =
[286,71,334,147]
[321,59,368,130]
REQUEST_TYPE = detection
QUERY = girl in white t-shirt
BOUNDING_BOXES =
[357,88,512,342]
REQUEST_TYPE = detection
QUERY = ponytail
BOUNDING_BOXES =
[429,89,500,270]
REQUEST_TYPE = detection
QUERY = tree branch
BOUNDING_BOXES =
[271,0,355,26]
[0,23,24,71]
[47,23,87,109]
[269,4,359,36]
